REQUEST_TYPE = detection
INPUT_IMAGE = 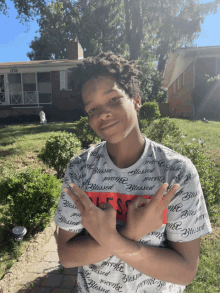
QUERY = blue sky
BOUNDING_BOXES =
[1,0,220,63]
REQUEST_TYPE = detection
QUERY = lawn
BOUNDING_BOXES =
[0,118,219,292]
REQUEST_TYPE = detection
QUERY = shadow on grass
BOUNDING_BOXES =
[0,122,79,143]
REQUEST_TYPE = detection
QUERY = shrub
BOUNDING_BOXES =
[0,168,62,234]
[139,101,161,126]
[160,138,220,224]
[73,116,102,149]
[38,131,82,179]
[141,117,184,143]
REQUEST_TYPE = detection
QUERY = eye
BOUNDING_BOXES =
[88,97,121,114]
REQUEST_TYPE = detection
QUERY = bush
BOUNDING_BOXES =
[73,116,102,149]
[141,117,184,143]
[0,168,62,234]
[139,101,161,126]
[38,131,82,179]
[159,138,220,224]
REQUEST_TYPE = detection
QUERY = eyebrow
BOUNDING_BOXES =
[84,89,118,107]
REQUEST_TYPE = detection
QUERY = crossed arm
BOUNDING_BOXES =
[65,226,200,286]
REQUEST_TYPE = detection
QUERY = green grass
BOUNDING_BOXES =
[0,118,220,292]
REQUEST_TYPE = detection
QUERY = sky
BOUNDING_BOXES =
[1,0,220,63]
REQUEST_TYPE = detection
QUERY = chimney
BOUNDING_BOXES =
[68,38,84,60]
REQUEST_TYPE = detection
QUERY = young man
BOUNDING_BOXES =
[54,51,212,292]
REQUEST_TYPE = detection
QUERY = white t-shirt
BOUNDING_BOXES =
[54,136,213,293]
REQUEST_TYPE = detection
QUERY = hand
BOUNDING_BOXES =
[124,183,180,241]
[64,183,118,248]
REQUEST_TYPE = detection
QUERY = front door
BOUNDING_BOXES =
[0,75,7,105]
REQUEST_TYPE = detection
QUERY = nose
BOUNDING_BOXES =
[97,105,111,120]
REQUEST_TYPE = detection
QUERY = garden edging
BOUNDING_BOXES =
[0,220,57,293]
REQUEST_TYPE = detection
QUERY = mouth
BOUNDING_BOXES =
[100,121,119,131]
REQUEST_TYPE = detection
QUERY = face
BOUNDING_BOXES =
[82,75,141,144]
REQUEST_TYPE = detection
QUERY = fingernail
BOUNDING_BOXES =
[163,183,169,188]
[174,184,180,190]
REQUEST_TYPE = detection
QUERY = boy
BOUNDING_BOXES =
[54,51,212,292]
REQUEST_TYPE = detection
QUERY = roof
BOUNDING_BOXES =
[0,59,83,69]
[162,46,220,88]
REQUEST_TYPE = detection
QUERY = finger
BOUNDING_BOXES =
[132,196,150,209]
[147,183,169,208]
[158,184,180,209]
[69,183,95,209]
[64,186,84,214]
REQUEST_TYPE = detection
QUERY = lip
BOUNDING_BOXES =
[100,121,119,131]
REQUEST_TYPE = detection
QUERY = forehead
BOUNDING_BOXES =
[82,76,125,103]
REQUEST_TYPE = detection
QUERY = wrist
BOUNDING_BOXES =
[119,225,138,241]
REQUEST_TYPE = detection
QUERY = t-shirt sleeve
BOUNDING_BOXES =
[53,159,85,233]
[166,160,213,242]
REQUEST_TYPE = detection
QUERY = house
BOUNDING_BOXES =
[162,46,220,119]
[0,39,86,124]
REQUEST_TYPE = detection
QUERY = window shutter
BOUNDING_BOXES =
[60,71,66,90]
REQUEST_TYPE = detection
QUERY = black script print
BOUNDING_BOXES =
[89,265,111,277]
[102,176,128,184]
[181,223,205,238]
[100,279,123,292]
[126,184,155,192]
[79,164,86,172]
[57,214,81,226]
[138,239,151,245]
[122,272,142,283]
[168,203,183,212]
[90,150,105,160]
[154,146,162,152]
[164,163,181,173]
[182,191,198,201]
[195,213,206,224]
[128,168,155,176]
[183,173,194,184]
[92,167,113,174]
[87,183,114,191]
[102,261,124,272]
[181,209,197,219]
[78,271,90,292]
[87,279,110,293]
[135,278,166,292]
[142,176,165,183]
[166,221,182,231]
[148,231,164,240]
[173,173,184,183]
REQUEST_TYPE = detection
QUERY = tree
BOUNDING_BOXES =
[27,0,129,60]
[0,0,47,24]
[123,0,220,71]
[27,1,77,60]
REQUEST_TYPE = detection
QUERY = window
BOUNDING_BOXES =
[37,72,51,83]
[37,72,52,103]
[59,70,73,91]
[8,73,21,84]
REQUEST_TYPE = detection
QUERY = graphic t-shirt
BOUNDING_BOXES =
[54,136,213,293]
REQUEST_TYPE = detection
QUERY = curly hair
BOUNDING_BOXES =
[68,50,143,113]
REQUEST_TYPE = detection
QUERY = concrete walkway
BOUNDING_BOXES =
[11,233,78,293]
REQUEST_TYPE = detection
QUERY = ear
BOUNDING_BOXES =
[133,94,142,112]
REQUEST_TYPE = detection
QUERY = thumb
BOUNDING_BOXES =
[104,202,114,210]
[99,203,113,210]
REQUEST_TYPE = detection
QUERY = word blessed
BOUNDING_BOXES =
[85,191,167,224]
